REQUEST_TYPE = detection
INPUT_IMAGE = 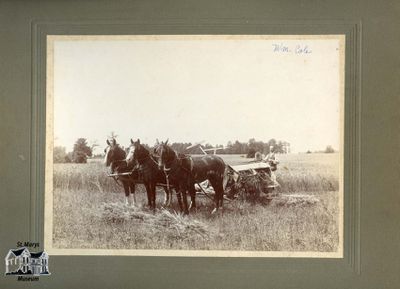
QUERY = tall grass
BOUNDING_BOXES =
[54,154,339,194]
[52,153,340,252]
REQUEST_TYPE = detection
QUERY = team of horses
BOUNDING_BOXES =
[104,138,226,215]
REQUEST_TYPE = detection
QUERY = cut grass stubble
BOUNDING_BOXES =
[53,153,340,252]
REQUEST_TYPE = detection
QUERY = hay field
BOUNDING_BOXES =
[52,153,340,252]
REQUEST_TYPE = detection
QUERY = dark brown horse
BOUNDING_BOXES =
[156,140,226,214]
[104,138,137,206]
[126,139,173,210]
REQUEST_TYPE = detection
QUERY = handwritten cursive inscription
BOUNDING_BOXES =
[295,45,312,54]
[272,43,291,53]
[272,43,312,55]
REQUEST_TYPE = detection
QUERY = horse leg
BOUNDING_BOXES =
[129,182,136,207]
[216,180,224,210]
[181,185,190,215]
[167,187,171,206]
[209,177,223,214]
[188,183,196,211]
[144,183,152,209]
[176,189,184,213]
[163,186,170,207]
[151,183,157,211]
[123,182,130,206]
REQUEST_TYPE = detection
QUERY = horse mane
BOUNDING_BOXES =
[114,145,126,159]
[134,143,153,164]
[106,145,128,173]
[164,144,179,162]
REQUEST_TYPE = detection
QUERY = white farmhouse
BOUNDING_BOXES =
[5,247,50,276]
[29,251,49,275]
[5,247,31,274]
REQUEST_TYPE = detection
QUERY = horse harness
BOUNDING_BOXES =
[162,152,221,202]
[109,159,137,187]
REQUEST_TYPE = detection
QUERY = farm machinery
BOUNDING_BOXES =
[186,142,280,200]
[191,160,280,201]
[224,161,280,200]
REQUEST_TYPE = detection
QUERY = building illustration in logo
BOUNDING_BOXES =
[5,247,50,276]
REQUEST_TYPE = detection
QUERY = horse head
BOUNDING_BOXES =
[125,138,137,166]
[156,139,176,171]
[127,138,150,165]
[104,138,125,167]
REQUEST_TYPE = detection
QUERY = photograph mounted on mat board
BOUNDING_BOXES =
[45,35,344,257]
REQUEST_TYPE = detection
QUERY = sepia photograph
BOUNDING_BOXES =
[45,35,344,257]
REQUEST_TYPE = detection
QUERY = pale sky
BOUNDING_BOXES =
[52,36,344,154]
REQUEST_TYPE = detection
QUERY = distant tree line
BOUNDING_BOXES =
[54,138,93,163]
[222,138,290,157]
[307,145,336,154]
[53,135,335,164]
[54,138,291,163]
[167,138,290,157]
[324,145,335,153]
